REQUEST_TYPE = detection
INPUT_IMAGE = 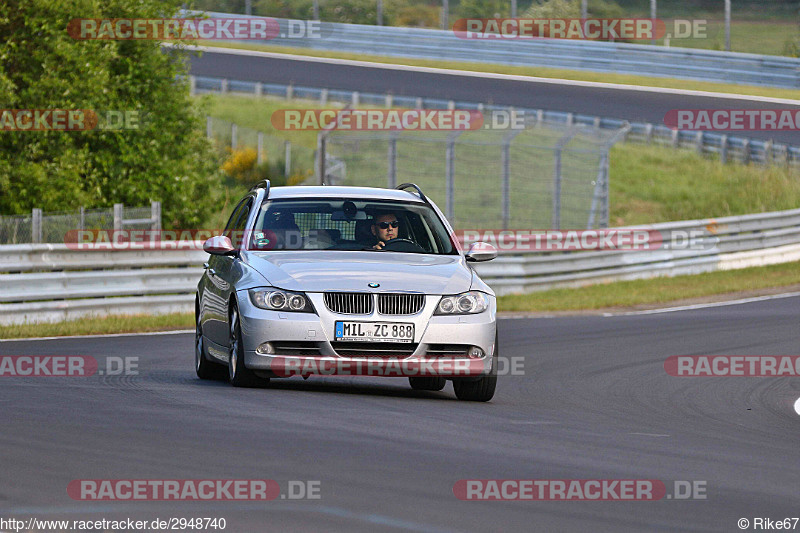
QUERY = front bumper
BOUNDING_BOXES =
[237,290,497,378]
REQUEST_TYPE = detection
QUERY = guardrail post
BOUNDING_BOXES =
[536,109,544,125]
[448,100,455,111]
[320,88,328,106]
[566,112,573,127]
[441,0,448,30]
[415,97,423,109]
[720,135,728,164]
[255,82,263,97]
[206,116,212,139]
[231,123,238,150]
[645,123,653,144]
[220,79,228,93]
[742,139,750,164]
[113,204,123,232]
[151,201,162,231]
[695,131,704,154]
[385,93,393,108]
[257,132,264,164]
[286,84,294,100]
[352,91,360,107]
[593,116,601,130]
[189,75,196,96]
[387,134,397,188]
[285,141,291,178]
[671,128,679,148]
[31,208,42,244]
[764,140,773,165]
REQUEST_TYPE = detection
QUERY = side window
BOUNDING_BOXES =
[223,199,248,237]
[230,200,252,248]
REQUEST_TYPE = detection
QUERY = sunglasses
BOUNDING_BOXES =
[376,220,400,229]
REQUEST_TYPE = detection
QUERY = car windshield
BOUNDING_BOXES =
[248,198,457,255]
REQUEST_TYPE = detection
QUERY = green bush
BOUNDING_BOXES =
[0,0,220,229]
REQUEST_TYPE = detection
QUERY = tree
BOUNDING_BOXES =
[0,0,220,228]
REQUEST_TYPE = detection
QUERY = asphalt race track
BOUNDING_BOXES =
[1,296,798,532]
[188,48,800,145]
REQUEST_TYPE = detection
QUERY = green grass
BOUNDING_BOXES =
[0,313,194,340]
[197,41,800,101]
[638,19,799,56]
[3,261,800,339]
[497,260,800,312]
[610,144,800,226]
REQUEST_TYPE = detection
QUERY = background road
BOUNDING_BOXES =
[189,49,800,145]
[1,296,798,532]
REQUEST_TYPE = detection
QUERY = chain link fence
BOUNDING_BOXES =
[318,118,629,230]
[0,203,160,245]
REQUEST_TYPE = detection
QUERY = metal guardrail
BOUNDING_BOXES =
[194,75,800,167]
[2,209,800,324]
[198,12,800,89]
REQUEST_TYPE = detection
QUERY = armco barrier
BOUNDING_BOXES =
[195,11,800,89]
[1,208,800,325]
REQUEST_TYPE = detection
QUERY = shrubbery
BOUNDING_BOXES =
[0,0,220,228]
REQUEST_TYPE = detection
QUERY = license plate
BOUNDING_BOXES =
[335,321,414,343]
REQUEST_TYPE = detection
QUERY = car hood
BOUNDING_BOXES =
[244,251,472,294]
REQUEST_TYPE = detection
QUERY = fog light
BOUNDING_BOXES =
[256,342,275,355]
[468,346,484,359]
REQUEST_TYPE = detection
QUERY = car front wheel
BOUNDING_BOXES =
[228,303,264,388]
[452,333,498,402]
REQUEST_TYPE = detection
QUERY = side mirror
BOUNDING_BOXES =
[203,235,236,256]
[465,242,497,262]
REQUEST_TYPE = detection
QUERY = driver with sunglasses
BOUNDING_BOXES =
[371,213,402,250]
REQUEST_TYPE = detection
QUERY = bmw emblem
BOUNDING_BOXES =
[368,282,380,288]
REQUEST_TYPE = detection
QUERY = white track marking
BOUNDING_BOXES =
[607,291,800,316]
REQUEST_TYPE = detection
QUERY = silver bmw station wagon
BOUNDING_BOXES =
[195,181,499,401]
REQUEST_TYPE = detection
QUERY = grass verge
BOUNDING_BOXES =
[497,260,800,312]
[3,262,800,339]
[0,313,194,340]
[197,41,800,101]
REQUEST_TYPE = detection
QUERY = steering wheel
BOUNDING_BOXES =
[380,238,425,252]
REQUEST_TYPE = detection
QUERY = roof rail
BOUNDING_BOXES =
[395,183,429,204]
[250,179,271,198]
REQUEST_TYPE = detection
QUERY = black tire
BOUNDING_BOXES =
[195,301,224,380]
[228,303,264,388]
[453,333,498,402]
[409,376,446,391]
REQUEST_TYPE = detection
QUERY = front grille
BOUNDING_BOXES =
[331,342,418,357]
[425,344,470,357]
[324,292,373,315]
[272,341,322,356]
[377,293,425,315]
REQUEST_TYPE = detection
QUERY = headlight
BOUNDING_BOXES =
[434,291,490,315]
[249,288,315,313]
